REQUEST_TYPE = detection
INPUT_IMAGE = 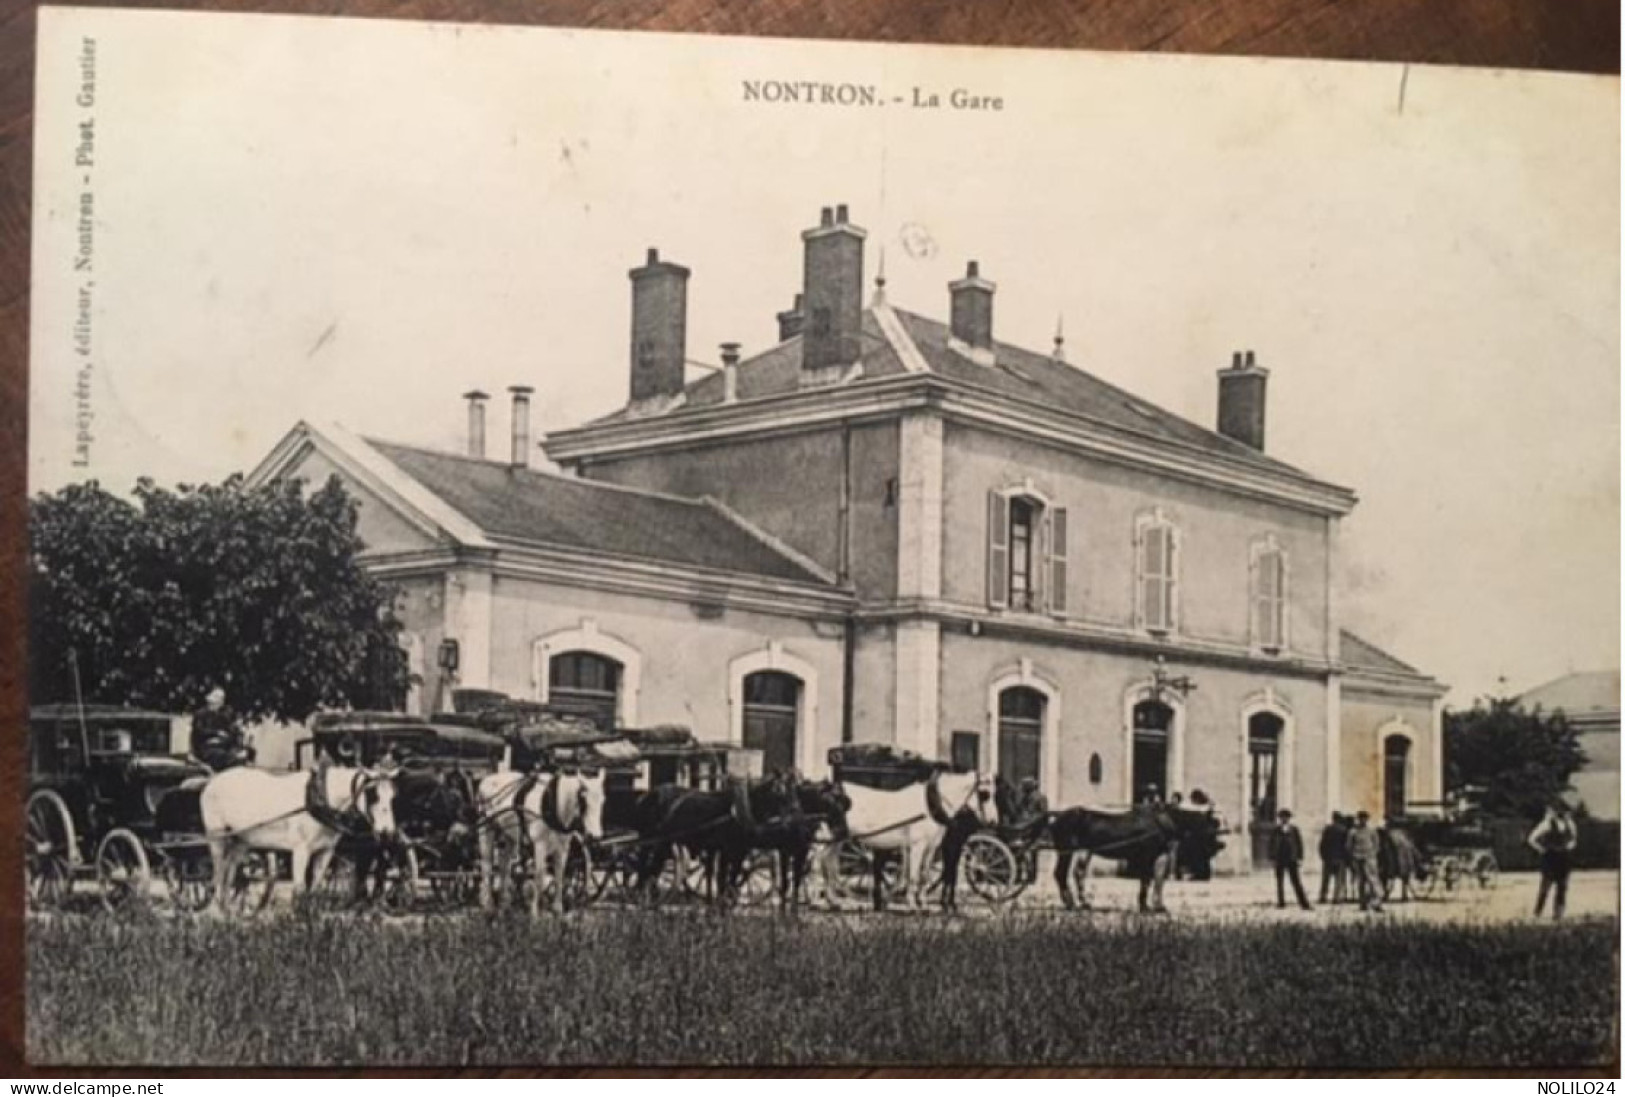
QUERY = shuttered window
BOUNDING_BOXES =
[1047,507,1069,615]
[1252,545,1287,651]
[989,491,1069,614]
[1137,519,1178,633]
[987,491,1010,608]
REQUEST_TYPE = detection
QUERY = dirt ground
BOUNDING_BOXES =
[993,861,1620,924]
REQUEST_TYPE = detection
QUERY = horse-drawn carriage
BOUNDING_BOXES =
[825,743,1022,908]
[388,695,776,912]
[1381,810,1499,901]
[25,703,217,912]
[289,710,509,912]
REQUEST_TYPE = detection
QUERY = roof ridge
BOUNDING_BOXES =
[698,496,842,587]
[365,436,717,509]
[889,305,1267,458]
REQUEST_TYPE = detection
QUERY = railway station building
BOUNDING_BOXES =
[252,204,1447,871]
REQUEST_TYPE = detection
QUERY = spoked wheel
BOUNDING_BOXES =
[96,828,152,914]
[419,846,480,911]
[223,849,277,917]
[828,839,904,905]
[160,849,215,914]
[26,790,77,911]
[1412,861,1439,900]
[652,848,709,905]
[378,845,420,915]
[584,842,639,905]
[1442,856,1464,892]
[734,852,779,908]
[1473,852,1499,889]
[962,833,1022,905]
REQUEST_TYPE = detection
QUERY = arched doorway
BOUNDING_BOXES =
[548,651,622,730]
[742,670,801,774]
[997,686,1045,788]
[1248,712,1284,865]
[1132,700,1174,802]
[1383,734,1411,818]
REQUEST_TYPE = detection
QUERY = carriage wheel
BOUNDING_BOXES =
[584,841,642,906]
[26,790,77,910]
[735,852,779,908]
[1474,852,1499,889]
[1441,855,1464,893]
[828,839,872,903]
[652,847,709,904]
[420,846,480,911]
[828,840,904,904]
[962,833,1022,905]
[379,845,420,915]
[309,847,357,912]
[160,849,215,914]
[96,829,152,913]
[224,849,277,917]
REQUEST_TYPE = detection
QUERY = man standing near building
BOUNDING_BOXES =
[1527,800,1579,920]
[1269,809,1312,910]
[1346,810,1384,913]
[190,686,252,772]
[1318,812,1349,904]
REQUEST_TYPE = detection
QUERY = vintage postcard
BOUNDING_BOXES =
[24,5,1619,1069]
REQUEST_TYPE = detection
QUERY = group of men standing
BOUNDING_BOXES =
[1277,809,1391,913]
[1270,802,1581,919]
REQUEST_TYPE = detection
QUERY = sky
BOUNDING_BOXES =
[30,8,1620,706]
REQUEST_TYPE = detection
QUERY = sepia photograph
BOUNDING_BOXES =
[20,4,1621,1069]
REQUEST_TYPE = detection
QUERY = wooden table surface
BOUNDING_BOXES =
[0,0,1617,1077]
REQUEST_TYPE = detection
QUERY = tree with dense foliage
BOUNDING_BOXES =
[1444,697,1587,820]
[29,474,410,722]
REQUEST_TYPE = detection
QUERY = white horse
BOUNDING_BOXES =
[200,764,398,914]
[477,770,607,915]
[833,771,993,910]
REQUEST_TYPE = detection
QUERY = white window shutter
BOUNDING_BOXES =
[1047,506,1069,615]
[1133,522,1147,630]
[1167,526,1181,632]
[987,491,1009,608]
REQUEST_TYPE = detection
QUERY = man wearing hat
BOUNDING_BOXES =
[190,686,253,772]
[1268,808,1312,910]
[1345,809,1384,912]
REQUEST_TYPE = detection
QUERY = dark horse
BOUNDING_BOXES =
[347,767,480,906]
[630,773,799,906]
[762,778,850,910]
[1049,803,1224,913]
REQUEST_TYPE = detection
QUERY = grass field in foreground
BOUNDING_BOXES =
[27,911,1618,1067]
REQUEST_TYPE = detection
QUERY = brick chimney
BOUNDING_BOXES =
[720,342,741,404]
[629,247,690,403]
[776,293,805,342]
[801,205,865,375]
[1216,350,1268,451]
[508,385,534,467]
[463,390,489,459]
[949,260,996,354]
